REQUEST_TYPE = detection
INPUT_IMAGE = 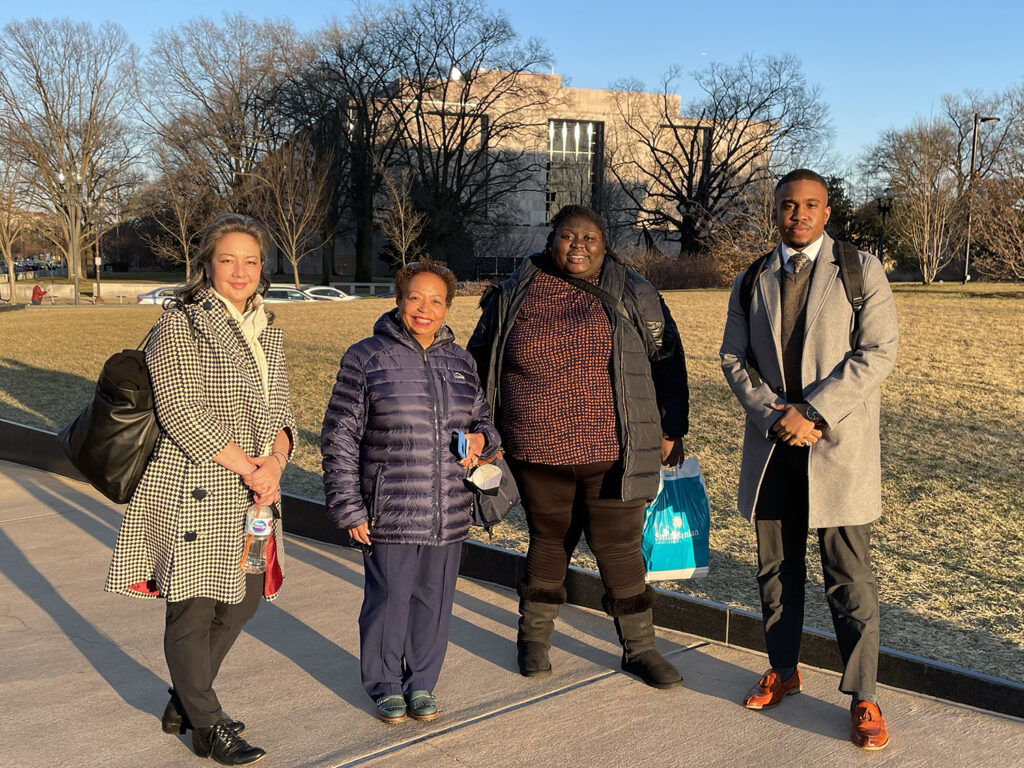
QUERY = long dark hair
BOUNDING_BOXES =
[174,213,273,313]
[542,204,618,261]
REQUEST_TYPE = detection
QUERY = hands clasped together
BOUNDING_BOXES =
[243,451,287,506]
[770,403,824,447]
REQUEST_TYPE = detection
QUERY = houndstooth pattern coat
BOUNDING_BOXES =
[105,289,296,604]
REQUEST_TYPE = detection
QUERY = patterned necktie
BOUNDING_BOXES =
[790,252,809,274]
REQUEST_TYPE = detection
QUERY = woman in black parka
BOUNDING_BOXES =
[321,261,500,724]
[468,205,689,689]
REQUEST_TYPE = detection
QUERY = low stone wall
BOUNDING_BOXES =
[2,417,1021,719]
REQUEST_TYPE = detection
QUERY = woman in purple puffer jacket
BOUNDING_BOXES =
[321,261,500,725]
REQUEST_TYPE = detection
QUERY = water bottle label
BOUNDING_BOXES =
[246,518,271,536]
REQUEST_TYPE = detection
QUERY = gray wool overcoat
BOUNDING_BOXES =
[105,290,296,603]
[719,233,899,528]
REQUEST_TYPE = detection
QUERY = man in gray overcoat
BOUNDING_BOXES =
[720,169,898,750]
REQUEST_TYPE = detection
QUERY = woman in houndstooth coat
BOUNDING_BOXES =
[106,213,295,766]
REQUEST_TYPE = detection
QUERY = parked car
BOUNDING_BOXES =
[136,286,178,305]
[301,285,361,301]
[265,286,316,303]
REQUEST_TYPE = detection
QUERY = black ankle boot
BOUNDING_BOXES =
[162,689,245,735]
[516,583,565,678]
[192,719,266,766]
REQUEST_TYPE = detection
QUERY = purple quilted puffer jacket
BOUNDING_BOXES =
[321,309,500,545]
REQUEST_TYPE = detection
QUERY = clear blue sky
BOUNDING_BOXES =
[16,0,1023,168]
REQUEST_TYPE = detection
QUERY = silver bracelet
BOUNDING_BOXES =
[270,451,286,471]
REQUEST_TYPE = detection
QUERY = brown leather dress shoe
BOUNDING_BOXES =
[851,701,889,750]
[742,668,802,709]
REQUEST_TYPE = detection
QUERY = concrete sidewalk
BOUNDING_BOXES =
[1,461,1021,768]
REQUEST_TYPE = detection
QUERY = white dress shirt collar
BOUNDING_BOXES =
[780,234,825,272]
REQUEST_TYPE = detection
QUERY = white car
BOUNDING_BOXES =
[136,286,178,305]
[301,286,361,301]
[264,287,316,303]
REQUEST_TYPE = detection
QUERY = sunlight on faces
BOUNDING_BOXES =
[205,232,263,313]
[552,216,606,278]
[772,179,831,250]
[397,272,450,348]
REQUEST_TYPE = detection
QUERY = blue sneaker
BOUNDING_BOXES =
[406,690,438,721]
[375,695,407,724]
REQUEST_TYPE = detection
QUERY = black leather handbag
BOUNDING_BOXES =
[59,305,193,504]
[59,344,159,504]
[467,450,520,535]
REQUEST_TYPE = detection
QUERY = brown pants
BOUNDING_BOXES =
[509,458,648,600]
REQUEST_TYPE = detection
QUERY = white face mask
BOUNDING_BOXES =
[468,463,503,494]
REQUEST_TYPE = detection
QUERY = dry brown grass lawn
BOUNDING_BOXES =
[1,282,1021,681]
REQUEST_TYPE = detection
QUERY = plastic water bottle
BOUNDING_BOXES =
[241,503,274,574]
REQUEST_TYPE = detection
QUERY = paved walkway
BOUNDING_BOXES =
[1,460,1022,768]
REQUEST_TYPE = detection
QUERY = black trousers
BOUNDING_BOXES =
[164,573,263,728]
[509,458,648,600]
[358,542,462,700]
[754,445,879,697]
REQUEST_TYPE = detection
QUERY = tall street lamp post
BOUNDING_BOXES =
[56,171,83,305]
[963,113,1000,284]
[876,187,894,261]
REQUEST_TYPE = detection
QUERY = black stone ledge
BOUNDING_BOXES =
[3,417,1022,720]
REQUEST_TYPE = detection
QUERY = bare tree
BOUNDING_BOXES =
[973,175,1024,280]
[139,140,219,277]
[943,86,1024,280]
[387,0,557,268]
[0,155,33,302]
[871,119,963,284]
[608,54,830,254]
[270,11,415,283]
[943,90,1020,194]
[706,174,777,282]
[146,15,310,206]
[0,19,141,288]
[246,134,333,288]
[375,164,425,269]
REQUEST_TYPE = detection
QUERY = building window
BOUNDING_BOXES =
[546,119,603,218]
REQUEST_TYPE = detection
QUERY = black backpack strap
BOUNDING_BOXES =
[543,267,631,323]
[834,241,865,349]
[139,298,197,351]
[740,250,775,388]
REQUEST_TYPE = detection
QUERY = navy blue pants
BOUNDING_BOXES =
[359,542,462,700]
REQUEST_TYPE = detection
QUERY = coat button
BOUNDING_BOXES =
[191,488,207,500]
[202,300,213,310]
[183,531,198,542]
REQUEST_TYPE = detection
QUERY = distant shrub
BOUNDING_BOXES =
[618,245,730,289]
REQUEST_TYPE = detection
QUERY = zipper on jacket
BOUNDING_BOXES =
[423,348,443,543]
[369,465,383,530]
[440,372,449,415]
[614,318,631,500]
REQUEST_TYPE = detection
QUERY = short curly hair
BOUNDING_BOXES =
[394,260,457,306]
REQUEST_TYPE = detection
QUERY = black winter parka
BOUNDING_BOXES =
[467,254,688,502]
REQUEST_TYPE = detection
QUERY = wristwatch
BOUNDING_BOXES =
[804,404,825,424]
